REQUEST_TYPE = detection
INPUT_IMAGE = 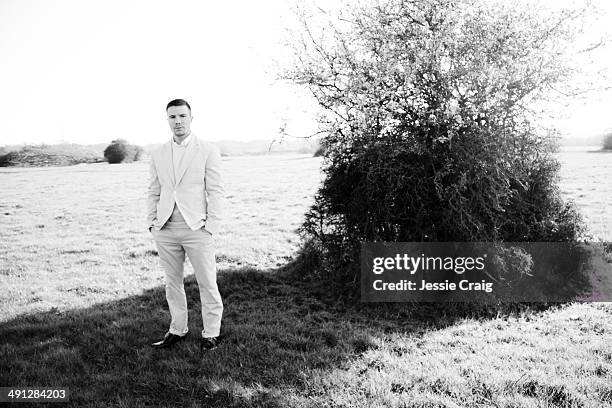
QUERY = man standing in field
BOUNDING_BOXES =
[146,98,224,352]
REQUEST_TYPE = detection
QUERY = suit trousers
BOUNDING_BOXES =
[152,221,223,338]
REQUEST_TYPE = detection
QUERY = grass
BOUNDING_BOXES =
[2,271,612,407]
[0,155,322,318]
[1,152,611,407]
[556,148,612,241]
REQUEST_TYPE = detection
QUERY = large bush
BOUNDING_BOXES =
[104,139,144,164]
[288,0,595,295]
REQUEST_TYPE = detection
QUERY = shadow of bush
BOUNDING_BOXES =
[1,265,566,407]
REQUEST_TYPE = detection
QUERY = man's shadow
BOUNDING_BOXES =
[0,261,556,407]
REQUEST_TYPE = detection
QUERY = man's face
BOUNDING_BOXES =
[167,105,192,138]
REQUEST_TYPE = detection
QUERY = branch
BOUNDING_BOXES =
[578,39,605,53]
[268,127,327,153]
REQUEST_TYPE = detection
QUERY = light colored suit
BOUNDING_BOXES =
[146,135,224,338]
[147,136,224,235]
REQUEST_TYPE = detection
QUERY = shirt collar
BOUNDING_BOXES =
[172,132,193,149]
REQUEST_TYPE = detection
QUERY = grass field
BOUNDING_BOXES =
[557,147,612,242]
[1,151,611,407]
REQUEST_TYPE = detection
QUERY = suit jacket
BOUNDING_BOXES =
[146,135,224,235]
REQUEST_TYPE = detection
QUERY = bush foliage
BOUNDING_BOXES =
[103,139,144,164]
[288,0,592,295]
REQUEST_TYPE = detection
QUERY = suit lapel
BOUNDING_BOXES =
[162,141,175,186]
[175,137,200,186]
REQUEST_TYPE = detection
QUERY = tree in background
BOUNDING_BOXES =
[603,131,612,150]
[104,139,144,164]
[0,146,7,166]
[287,0,602,293]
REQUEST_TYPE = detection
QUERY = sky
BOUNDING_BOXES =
[0,0,610,146]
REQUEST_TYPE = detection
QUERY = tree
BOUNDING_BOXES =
[104,139,144,164]
[603,131,612,150]
[287,0,599,293]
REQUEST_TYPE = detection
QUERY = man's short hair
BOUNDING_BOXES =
[166,99,191,112]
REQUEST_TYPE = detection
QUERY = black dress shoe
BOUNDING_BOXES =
[151,332,187,349]
[199,336,219,352]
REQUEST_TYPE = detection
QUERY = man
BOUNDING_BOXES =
[146,98,224,351]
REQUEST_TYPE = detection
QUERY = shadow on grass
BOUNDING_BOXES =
[0,264,556,408]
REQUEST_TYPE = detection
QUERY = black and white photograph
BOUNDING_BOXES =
[1,0,611,406]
